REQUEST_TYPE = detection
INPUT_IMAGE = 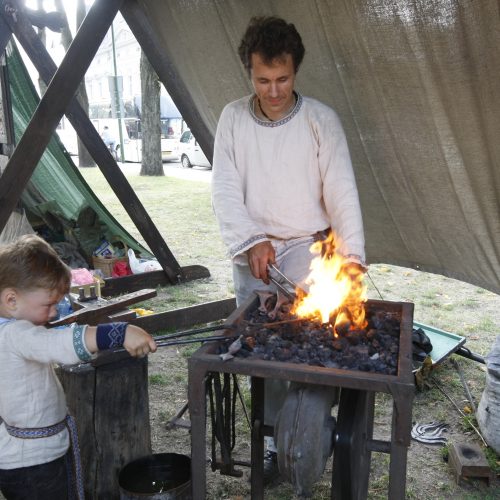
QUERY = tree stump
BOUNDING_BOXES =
[56,356,151,499]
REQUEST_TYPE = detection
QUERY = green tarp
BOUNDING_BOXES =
[6,41,152,260]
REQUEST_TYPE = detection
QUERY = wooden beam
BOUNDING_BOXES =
[0,0,122,230]
[0,1,184,284]
[49,288,157,327]
[130,298,237,334]
[0,41,15,150]
[101,264,211,296]
[120,0,214,163]
[0,15,12,55]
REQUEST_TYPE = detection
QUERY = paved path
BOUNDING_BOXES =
[73,155,211,183]
[87,158,212,183]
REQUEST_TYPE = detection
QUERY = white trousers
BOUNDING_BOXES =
[232,235,320,443]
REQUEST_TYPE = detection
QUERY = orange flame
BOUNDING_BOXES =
[291,233,367,332]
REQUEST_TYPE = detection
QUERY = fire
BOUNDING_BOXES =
[291,233,367,332]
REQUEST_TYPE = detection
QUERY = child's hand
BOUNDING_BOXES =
[123,325,157,357]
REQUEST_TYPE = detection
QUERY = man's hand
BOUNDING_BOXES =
[247,241,276,283]
[341,261,367,281]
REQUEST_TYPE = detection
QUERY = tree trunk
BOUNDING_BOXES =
[140,51,163,176]
[54,0,95,167]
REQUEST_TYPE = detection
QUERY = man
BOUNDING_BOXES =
[212,16,366,482]
[101,125,117,158]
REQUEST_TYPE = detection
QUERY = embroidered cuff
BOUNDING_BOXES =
[73,325,92,361]
[96,322,127,350]
[230,234,269,258]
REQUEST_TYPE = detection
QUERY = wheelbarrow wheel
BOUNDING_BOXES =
[332,388,375,499]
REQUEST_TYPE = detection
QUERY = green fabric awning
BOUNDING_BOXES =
[7,41,152,260]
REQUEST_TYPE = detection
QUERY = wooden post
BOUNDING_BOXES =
[57,356,151,499]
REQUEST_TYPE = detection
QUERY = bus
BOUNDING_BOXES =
[57,93,184,163]
[91,116,183,163]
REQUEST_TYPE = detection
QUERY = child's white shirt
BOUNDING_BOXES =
[0,319,90,469]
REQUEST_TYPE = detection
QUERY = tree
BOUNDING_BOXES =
[54,0,95,167]
[139,50,163,176]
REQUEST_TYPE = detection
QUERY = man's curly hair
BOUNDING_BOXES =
[238,16,305,74]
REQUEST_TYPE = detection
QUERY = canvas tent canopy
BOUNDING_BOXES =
[132,0,499,294]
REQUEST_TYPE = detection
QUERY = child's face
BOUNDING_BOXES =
[12,288,64,325]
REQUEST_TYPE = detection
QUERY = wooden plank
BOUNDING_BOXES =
[49,288,157,327]
[121,0,214,163]
[0,1,183,284]
[0,0,122,233]
[130,297,237,333]
[102,264,210,296]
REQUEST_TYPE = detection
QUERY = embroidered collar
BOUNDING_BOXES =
[249,92,303,128]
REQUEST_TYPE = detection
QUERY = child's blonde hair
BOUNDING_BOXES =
[0,234,71,294]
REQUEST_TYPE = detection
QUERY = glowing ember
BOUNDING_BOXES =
[291,233,367,331]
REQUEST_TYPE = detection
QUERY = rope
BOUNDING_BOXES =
[366,270,384,300]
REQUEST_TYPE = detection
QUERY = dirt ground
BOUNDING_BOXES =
[0,270,497,500]
[146,264,500,500]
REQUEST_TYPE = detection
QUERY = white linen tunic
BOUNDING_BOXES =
[0,319,90,469]
[212,93,365,263]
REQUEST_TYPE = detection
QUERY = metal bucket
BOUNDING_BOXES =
[118,453,191,500]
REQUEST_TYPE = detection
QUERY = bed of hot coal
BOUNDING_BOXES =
[224,301,400,375]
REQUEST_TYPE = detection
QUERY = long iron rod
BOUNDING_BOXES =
[81,334,239,367]
[155,335,238,348]
[153,324,236,342]
[268,264,308,298]
[450,358,477,415]
[268,264,300,291]
[268,276,296,301]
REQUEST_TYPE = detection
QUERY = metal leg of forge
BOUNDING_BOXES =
[188,361,209,500]
[189,365,414,499]
[250,377,265,498]
[332,389,375,499]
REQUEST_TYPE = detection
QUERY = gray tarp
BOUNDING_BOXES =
[137,0,500,293]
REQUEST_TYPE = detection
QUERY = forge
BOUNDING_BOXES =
[227,298,401,375]
[188,293,415,499]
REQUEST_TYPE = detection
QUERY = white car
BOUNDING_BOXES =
[178,130,211,169]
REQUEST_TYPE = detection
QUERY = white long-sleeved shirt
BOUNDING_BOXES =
[212,93,365,262]
[0,319,91,469]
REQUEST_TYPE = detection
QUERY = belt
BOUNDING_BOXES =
[4,415,85,500]
[266,227,331,242]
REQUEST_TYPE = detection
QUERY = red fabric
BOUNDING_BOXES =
[112,260,132,277]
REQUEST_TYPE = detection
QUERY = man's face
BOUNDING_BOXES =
[250,52,296,121]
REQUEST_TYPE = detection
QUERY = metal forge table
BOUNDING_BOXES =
[188,296,415,499]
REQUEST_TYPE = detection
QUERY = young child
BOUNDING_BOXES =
[0,234,157,499]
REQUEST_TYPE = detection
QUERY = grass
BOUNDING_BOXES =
[78,163,500,499]
[149,373,169,386]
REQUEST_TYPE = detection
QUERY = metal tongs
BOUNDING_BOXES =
[267,263,307,301]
